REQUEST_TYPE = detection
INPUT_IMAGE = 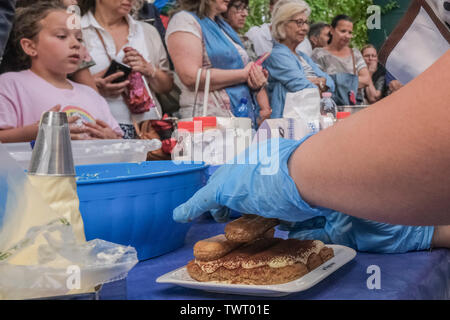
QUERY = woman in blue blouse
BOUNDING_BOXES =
[263,1,334,118]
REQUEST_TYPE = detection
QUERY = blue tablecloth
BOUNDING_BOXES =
[100,214,450,300]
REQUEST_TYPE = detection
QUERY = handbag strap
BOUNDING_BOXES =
[192,68,232,118]
[95,29,113,62]
[203,69,211,117]
[192,68,203,117]
[350,48,357,75]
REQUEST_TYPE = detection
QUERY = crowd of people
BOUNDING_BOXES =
[0,0,448,254]
[0,0,404,143]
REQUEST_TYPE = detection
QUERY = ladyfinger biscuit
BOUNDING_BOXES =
[224,214,279,242]
[193,234,242,261]
[187,238,335,285]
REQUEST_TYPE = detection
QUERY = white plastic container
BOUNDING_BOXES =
[3,139,162,169]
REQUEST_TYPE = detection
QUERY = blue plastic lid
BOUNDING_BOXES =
[75,161,209,185]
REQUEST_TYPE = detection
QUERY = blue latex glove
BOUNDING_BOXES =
[280,212,434,253]
[173,136,334,223]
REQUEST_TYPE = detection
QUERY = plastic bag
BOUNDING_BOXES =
[124,71,155,114]
[171,118,254,165]
[0,143,138,300]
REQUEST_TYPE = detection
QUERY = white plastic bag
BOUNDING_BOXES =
[0,143,138,300]
[252,118,310,144]
[283,88,321,133]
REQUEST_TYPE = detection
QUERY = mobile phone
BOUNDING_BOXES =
[103,60,132,83]
[255,52,271,66]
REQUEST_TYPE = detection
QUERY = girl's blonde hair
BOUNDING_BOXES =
[4,1,67,71]
[271,2,311,42]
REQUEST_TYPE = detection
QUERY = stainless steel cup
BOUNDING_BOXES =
[28,111,75,176]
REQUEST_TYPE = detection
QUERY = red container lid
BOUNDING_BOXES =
[177,121,195,132]
[336,112,351,120]
[193,117,217,129]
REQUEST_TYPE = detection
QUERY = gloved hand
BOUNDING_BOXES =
[173,136,334,223]
[280,212,434,253]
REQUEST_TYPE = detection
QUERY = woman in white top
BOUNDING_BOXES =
[166,0,267,124]
[79,0,173,139]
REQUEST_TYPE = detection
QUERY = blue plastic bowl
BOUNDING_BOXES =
[75,161,208,260]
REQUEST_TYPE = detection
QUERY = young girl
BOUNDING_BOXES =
[0,2,123,143]
[11,0,98,91]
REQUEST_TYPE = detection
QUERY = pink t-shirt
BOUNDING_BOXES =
[0,70,123,137]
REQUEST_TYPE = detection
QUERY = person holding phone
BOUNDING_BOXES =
[79,0,173,139]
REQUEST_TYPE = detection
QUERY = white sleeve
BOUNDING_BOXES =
[140,22,170,72]
[165,11,202,43]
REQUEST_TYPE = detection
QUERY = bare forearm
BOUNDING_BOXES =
[288,51,450,226]
[168,33,247,92]
[0,124,38,143]
[256,88,271,112]
[365,82,382,103]
[179,67,247,92]
[147,69,174,94]
[358,74,371,88]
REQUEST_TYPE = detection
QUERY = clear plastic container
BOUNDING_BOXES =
[320,92,337,118]
[3,139,162,169]
[320,115,335,130]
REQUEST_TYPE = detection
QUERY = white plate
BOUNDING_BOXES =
[156,245,356,297]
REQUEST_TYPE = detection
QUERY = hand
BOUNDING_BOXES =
[388,80,403,93]
[308,77,327,92]
[48,104,62,112]
[173,136,334,223]
[68,116,92,140]
[82,119,122,139]
[281,212,434,253]
[257,107,272,127]
[247,64,268,90]
[123,47,156,78]
[94,70,129,98]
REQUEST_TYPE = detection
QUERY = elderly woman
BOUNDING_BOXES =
[166,0,267,124]
[263,2,335,118]
[78,0,173,139]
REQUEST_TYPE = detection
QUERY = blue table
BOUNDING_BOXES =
[100,214,450,300]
